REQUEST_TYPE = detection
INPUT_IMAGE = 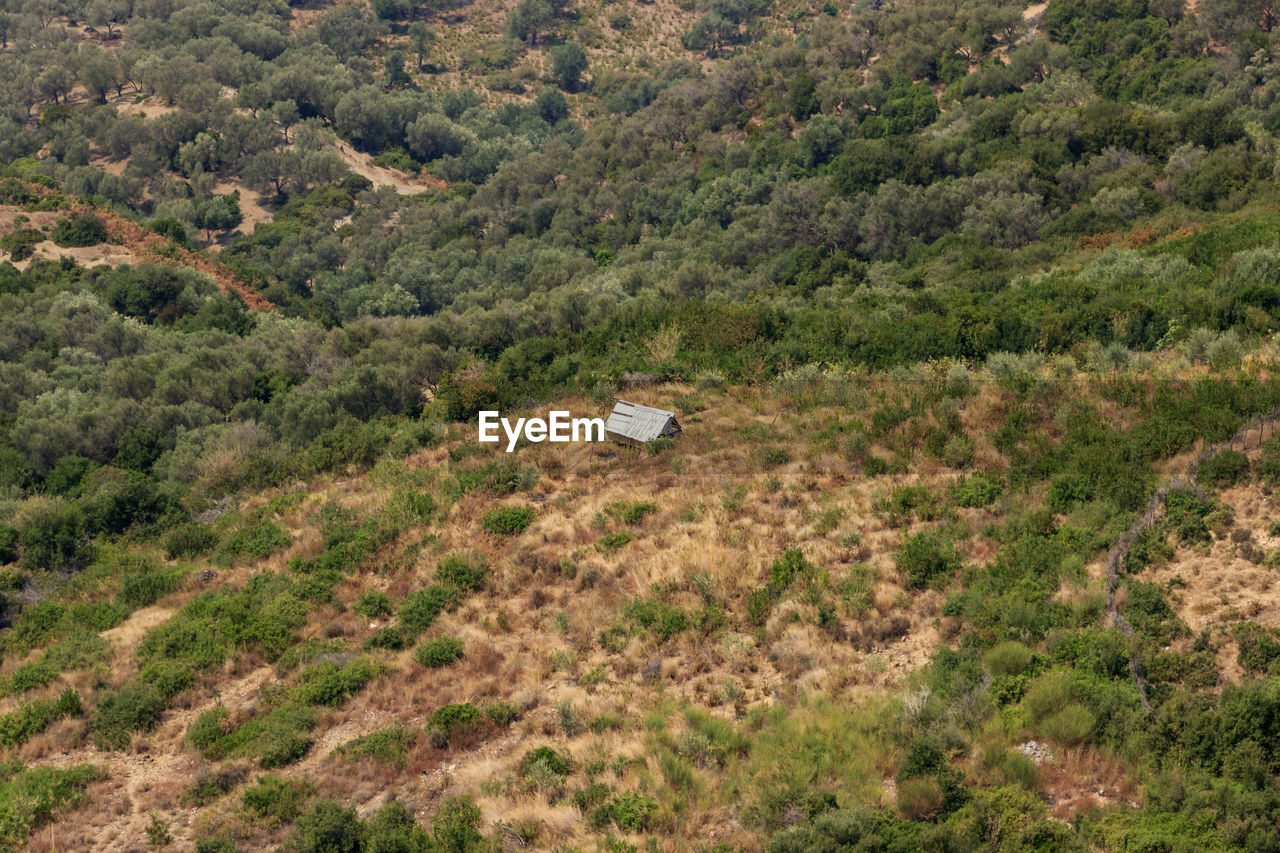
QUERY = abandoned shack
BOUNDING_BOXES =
[605,400,683,446]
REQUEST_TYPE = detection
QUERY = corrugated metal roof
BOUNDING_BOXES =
[605,400,681,444]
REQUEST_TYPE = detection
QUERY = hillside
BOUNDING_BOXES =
[6,0,1280,849]
[0,352,1276,850]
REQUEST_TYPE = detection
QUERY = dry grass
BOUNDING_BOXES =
[29,375,1244,845]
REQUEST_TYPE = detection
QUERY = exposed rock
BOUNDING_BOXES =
[1019,740,1053,763]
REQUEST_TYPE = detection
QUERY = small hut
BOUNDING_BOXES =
[605,400,682,446]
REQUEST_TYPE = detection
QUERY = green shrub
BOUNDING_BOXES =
[7,657,57,693]
[0,762,100,848]
[429,703,481,743]
[623,598,688,639]
[287,800,364,853]
[435,552,488,592]
[140,659,198,697]
[895,531,961,590]
[188,707,231,758]
[990,748,1039,790]
[364,625,408,650]
[51,212,109,247]
[366,799,431,851]
[951,474,1003,508]
[756,447,791,468]
[215,519,290,566]
[877,484,940,526]
[485,702,519,726]
[354,590,392,618]
[415,636,464,668]
[399,585,456,634]
[1040,704,1096,746]
[0,525,17,564]
[984,641,1035,677]
[44,630,109,673]
[337,726,414,765]
[242,774,315,821]
[182,766,247,807]
[164,524,217,559]
[521,745,573,778]
[482,505,535,535]
[92,684,163,750]
[296,658,383,706]
[119,565,180,609]
[1022,669,1073,723]
[19,500,92,571]
[1197,449,1251,489]
[0,689,82,747]
[429,796,484,852]
[255,703,316,768]
[0,228,43,261]
[589,713,623,733]
[69,600,127,631]
[1122,581,1187,646]
[136,617,227,674]
[598,531,635,552]
[1232,622,1280,674]
[455,459,537,494]
[195,839,239,853]
[604,791,657,831]
[1256,436,1280,485]
[605,501,657,524]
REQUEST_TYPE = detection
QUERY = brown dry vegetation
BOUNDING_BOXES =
[17,361,1280,849]
[24,382,1011,850]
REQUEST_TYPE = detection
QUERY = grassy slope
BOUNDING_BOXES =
[4,347,1275,849]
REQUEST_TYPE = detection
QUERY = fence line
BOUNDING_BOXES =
[1101,407,1280,713]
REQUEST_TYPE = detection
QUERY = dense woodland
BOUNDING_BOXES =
[4,0,1280,849]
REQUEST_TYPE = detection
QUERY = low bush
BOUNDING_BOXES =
[286,800,363,853]
[0,689,82,747]
[1040,704,1096,746]
[296,658,383,707]
[951,474,1003,508]
[0,762,100,848]
[215,519,290,566]
[624,597,688,639]
[984,641,1035,677]
[254,703,316,768]
[242,774,315,822]
[188,707,231,758]
[598,531,634,552]
[599,791,658,832]
[521,745,573,778]
[435,552,488,592]
[51,212,109,247]
[454,698,500,729]
[354,590,392,619]
[606,501,657,524]
[182,766,247,807]
[455,459,537,494]
[428,703,482,746]
[415,636,464,668]
[896,531,961,590]
[482,505,535,535]
[1197,449,1251,489]
[164,524,217,559]
[92,684,163,750]
[398,585,456,634]
[336,726,414,765]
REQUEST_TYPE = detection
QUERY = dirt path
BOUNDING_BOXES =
[334,146,448,196]
[35,666,274,852]
[74,203,277,310]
